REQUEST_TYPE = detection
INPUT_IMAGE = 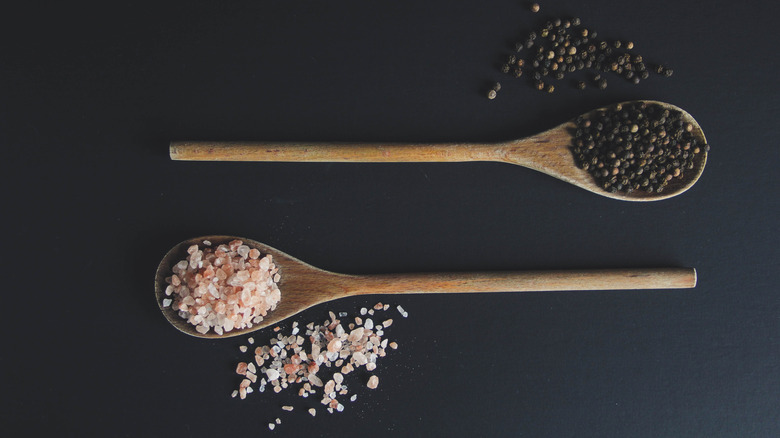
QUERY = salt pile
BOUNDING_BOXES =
[163,239,281,335]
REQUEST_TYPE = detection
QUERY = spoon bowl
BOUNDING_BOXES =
[169,100,708,201]
[156,235,698,338]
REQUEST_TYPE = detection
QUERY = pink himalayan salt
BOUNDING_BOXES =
[236,362,248,375]
[367,375,379,389]
[168,240,281,334]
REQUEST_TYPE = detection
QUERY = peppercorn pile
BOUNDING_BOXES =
[571,102,708,194]
[490,13,673,98]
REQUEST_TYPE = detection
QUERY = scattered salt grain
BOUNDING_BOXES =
[268,423,275,430]
[397,305,408,317]
[239,346,247,353]
[162,298,172,307]
[248,337,254,344]
[389,342,398,349]
[374,302,384,310]
[360,307,367,315]
[231,305,406,425]
[275,418,281,424]
[231,390,238,398]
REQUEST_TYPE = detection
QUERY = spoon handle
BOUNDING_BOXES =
[342,268,696,295]
[169,141,505,162]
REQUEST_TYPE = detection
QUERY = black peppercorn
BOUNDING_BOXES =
[576,81,586,90]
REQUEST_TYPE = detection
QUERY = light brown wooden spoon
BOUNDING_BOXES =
[155,235,697,339]
[169,100,707,201]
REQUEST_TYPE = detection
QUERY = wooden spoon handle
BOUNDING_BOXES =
[169,141,504,162]
[344,268,696,295]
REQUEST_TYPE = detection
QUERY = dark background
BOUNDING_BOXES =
[3,0,778,436]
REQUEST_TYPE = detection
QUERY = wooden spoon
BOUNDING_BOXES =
[169,100,707,201]
[155,236,697,339]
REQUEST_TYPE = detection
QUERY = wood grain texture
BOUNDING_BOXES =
[156,236,697,339]
[169,100,708,202]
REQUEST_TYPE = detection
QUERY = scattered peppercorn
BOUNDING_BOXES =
[576,81,586,90]
[489,12,675,94]
[487,89,497,100]
[570,102,709,194]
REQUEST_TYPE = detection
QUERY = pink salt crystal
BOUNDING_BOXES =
[367,375,379,389]
[327,339,342,353]
[239,346,247,353]
[247,372,257,383]
[352,352,368,366]
[366,362,376,371]
[282,406,293,412]
[247,362,256,374]
[239,387,247,399]
[382,319,393,328]
[273,386,282,393]
[333,373,344,384]
[309,408,317,417]
[348,327,364,343]
[266,369,280,381]
[373,302,384,310]
[324,380,335,394]
[231,390,238,398]
[236,362,248,375]
[308,374,323,387]
[389,342,398,349]
[383,304,389,311]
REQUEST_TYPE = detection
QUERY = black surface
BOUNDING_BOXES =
[3,1,779,436]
